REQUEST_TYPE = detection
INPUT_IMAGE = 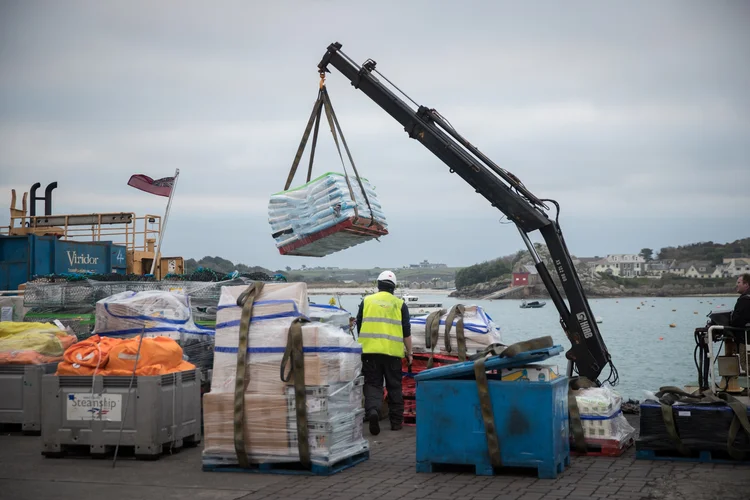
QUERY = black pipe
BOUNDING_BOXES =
[29,182,41,217]
[44,182,58,215]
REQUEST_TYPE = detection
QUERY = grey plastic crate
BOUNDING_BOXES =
[41,369,202,459]
[0,363,59,433]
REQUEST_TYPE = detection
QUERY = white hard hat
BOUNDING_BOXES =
[377,270,397,286]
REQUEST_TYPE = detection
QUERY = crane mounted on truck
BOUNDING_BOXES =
[317,42,618,386]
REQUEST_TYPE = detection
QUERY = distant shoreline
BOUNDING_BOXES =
[307,286,454,296]
[306,285,738,300]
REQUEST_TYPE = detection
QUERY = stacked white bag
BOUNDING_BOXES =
[409,305,503,354]
[203,282,368,467]
[268,172,388,250]
[572,386,636,445]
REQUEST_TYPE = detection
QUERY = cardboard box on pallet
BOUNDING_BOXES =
[203,392,290,457]
[203,281,368,469]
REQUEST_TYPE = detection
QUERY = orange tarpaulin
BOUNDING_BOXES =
[56,335,195,376]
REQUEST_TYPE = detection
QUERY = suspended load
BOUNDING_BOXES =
[269,173,387,257]
[270,75,388,257]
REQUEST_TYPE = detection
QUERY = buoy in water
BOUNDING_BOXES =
[659,337,664,340]
[669,324,676,328]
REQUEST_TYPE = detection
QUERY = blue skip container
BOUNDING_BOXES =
[414,345,570,479]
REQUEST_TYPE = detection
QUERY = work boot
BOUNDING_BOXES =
[368,410,380,436]
[391,422,403,431]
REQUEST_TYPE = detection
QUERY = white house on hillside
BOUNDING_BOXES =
[684,261,716,278]
[594,254,645,278]
[723,258,750,277]
[645,259,675,278]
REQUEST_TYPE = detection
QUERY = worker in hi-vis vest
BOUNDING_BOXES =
[356,270,412,435]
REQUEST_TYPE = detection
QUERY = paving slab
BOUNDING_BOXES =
[1,416,749,500]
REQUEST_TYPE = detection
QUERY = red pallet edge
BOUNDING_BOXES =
[570,437,634,457]
[278,218,388,256]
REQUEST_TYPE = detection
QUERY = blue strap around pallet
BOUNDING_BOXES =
[414,345,564,382]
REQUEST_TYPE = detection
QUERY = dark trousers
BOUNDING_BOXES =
[362,353,403,425]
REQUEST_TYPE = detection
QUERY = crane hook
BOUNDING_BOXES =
[319,72,326,89]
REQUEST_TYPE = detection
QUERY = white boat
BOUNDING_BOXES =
[401,293,444,317]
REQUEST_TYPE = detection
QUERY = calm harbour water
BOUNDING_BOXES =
[309,293,737,400]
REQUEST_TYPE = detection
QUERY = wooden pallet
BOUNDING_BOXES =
[636,448,750,465]
[571,437,634,457]
[278,218,388,257]
[42,435,200,461]
[202,449,369,476]
[416,454,570,479]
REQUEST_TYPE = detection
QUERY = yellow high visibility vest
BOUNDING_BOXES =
[358,291,405,358]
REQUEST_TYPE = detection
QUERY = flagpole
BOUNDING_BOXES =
[150,168,180,276]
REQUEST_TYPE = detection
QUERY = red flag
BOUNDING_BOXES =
[127,174,175,198]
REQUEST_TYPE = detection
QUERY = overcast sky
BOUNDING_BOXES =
[1,1,748,271]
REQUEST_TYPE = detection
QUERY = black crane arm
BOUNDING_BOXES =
[317,42,616,385]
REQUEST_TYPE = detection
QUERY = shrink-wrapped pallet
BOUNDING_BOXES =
[203,282,368,467]
[409,305,502,354]
[308,303,352,333]
[92,290,214,380]
[268,172,388,257]
[210,284,360,395]
[571,386,635,443]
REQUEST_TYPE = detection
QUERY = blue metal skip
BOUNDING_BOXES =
[414,345,570,479]
[0,235,127,290]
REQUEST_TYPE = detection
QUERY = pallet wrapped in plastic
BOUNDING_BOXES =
[409,305,502,354]
[0,296,28,322]
[0,321,77,365]
[210,284,361,395]
[308,303,352,333]
[571,386,635,442]
[638,398,750,454]
[268,172,389,257]
[92,290,214,381]
[203,282,368,467]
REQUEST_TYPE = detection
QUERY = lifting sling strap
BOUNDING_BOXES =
[424,306,469,369]
[652,386,750,460]
[444,304,467,362]
[473,336,555,469]
[284,76,375,227]
[233,281,265,469]
[280,317,312,469]
[567,376,598,454]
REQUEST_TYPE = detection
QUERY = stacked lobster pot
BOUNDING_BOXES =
[569,386,636,456]
[202,282,369,471]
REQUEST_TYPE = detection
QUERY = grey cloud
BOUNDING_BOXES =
[1,0,748,271]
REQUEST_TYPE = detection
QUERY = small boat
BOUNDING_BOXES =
[520,300,546,309]
[401,293,444,317]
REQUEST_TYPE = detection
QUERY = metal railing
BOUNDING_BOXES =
[707,325,750,394]
[0,212,161,252]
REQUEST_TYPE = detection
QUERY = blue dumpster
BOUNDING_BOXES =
[415,345,570,479]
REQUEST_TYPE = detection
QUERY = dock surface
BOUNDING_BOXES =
[1,416,748,500]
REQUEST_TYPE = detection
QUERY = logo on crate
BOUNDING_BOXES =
[66,251,100,266]
[66,393,122,421]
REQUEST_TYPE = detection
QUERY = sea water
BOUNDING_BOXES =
[309,294,738,400]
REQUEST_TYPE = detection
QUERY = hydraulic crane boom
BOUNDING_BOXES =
[318,42,617,385]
